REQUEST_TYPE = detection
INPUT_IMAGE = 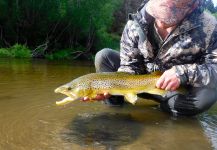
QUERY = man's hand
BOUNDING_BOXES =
[156,67,180,91]
[81,92,111,102]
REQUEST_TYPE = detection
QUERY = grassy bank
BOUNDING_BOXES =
[0,44,93,60]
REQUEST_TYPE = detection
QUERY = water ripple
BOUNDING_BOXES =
[200,114,217,150]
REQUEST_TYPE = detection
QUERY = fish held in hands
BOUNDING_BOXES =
[54,72,182,105]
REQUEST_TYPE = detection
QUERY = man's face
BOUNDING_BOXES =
[146,0,199,26]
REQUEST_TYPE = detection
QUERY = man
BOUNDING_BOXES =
[91,0,217,116]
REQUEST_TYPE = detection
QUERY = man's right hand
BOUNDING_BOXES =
[81,92,111,102]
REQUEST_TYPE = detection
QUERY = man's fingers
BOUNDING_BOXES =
[156,74,165,88]
[81,92,110,102]
[161,78,170,89]
[165,81,179,91]
[103,92,110,99]
[94,93,110,101]
[156,68,181,90]
[94,94,106,100]
[82,96,90,102]
[171,82,179,91]
[165,82,174,91]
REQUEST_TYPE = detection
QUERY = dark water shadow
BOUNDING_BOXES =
[60,112,144,149]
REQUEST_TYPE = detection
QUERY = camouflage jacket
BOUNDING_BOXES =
[118,4,217,88]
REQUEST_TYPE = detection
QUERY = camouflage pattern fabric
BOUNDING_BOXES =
[118,2,217,88]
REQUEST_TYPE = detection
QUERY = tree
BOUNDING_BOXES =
[204,0,216,13]
[0,0,125,59]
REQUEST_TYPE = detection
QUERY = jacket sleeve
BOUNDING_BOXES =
[117,20,146,74]
[175,28,217,88]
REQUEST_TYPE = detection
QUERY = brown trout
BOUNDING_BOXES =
[55,72,181,105]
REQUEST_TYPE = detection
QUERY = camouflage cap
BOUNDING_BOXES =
[146,0,200,25]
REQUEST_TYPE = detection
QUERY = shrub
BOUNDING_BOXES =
[0,44,31,58]
[45,49,72,60]
[0,48,12,57]
[9,44,31,58]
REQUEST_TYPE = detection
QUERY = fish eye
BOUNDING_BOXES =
[67,87,72,90]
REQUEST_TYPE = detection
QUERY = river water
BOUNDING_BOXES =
[0,58,216,150]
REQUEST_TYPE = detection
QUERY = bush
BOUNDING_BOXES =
[0,48,11,57]
[9,44,31,58]
[0,44,31,58]
[45,49,72,60]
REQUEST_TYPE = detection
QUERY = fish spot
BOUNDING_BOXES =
[91,80,112,89]
[77,83,90,90]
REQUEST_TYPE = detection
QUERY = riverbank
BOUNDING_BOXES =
[0,44,96,60]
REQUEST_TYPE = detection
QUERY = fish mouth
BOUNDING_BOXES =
[55,87,78,105]
[54,87,63,94]
[55,93,78,106]
[56,97,77,106]
[55,87,76,97]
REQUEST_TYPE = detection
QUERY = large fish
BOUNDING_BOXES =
[55,72,182,105]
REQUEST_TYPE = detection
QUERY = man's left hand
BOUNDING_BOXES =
[156,67,180,91]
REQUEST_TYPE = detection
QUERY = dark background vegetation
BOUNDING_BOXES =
[0,0,216,60]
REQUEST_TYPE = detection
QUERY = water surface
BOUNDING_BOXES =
[0,58,216,150]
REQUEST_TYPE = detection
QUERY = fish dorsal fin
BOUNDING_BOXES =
[124,93,138,105]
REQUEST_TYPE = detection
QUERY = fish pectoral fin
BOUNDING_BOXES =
[124,93,138,105]
[56,97,76,106]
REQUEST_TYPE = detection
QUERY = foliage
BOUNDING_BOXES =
[0,44,31,58]
[45,49,72,60]
[9,44,31,58]
[213,12,217,18]
[204,0,217,13]
[0,0,124,59]
[0,48,11,57]
[1,0,217,59]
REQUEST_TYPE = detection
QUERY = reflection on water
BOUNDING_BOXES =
[0,58,216,150]
[200,109,217,149]
[61,113,143,149]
